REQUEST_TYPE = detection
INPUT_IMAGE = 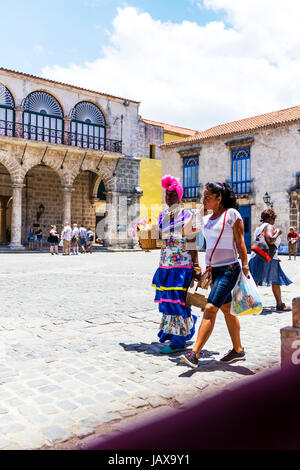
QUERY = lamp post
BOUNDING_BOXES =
[263,192,273,208]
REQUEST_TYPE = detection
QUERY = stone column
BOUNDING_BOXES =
[128,193,142,248]
[280,297,300,367]
[0,198,7,243]
[63,117,72,146]
[104,191,118,246]
[62,186,73,226]
[14,107,24,138]
[9,183,25,249]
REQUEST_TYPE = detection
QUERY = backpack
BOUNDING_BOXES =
[251,224,277,262]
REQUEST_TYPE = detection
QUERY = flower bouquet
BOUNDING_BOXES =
[131,217,160,250]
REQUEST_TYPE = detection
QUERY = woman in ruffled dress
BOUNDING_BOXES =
[152,175,200,354]
[249,208,292,311]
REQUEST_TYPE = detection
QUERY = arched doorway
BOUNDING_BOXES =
[0,163,12,243]
[71,171,99,233]
[95,179,107,241]
[23,165,62,244]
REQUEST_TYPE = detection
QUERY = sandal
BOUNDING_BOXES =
[276,303,291,312]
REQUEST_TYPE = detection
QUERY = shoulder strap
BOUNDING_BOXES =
[208,210,228,264]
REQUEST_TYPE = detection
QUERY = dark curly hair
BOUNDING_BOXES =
[260,208,277,222]
[205,182,239,210]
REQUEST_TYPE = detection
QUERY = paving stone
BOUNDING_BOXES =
[26,414,49,425]
[38,385,62,394]
[41,425,72,442]
[55,416,76,426]
[128,398,147,408]
[79,417,101,427]
[74,373,100,385]
[0,439,15,450]
[94,392,115,403]
[0,414,15,425]
[17,405,39,417]
[12,430,46,450]
[99,412,121,423]
[56,400,78,411]
[158,389,177,399]
[27,379,52,388]
[0,423,26,434]
[72,427,94,439]
[120,409,137,418]
[34,395,54,405]
[39,405,60,415]
[74,397,96,406]
[111,389,131,400]
[149,398,167,408]
[128,375,144,383]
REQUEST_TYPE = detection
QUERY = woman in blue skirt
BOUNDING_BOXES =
[152,175,200,354]
[249,208,292,311]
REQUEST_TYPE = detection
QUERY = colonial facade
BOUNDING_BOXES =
[161,106,300,251]
[0,68,146,248]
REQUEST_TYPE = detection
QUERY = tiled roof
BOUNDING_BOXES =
[161,105,300,148]
[140,117,198,136]
[0,67,140,105]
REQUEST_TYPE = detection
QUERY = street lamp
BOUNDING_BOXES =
[263,192,273,208]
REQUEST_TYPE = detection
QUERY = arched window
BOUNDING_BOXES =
[0,83,14,137]
[70,101,106,150]
[23,91,64,144]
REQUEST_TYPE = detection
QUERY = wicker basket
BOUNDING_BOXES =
[138,229,160,250]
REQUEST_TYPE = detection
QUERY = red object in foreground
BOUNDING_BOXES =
[81,365,300,450]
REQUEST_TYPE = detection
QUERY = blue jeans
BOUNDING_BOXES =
[207,262,241,308]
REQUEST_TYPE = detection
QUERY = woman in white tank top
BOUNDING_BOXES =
[181,182,249,368]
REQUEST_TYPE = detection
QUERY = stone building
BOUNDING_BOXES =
[160,106,300,251]
[0,67,146,248]
[137,117,198,222]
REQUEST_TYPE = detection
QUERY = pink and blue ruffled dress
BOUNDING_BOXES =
[152,209,197,349]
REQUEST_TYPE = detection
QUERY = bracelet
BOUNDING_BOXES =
[242,265,249,269]
[193,263,199,267]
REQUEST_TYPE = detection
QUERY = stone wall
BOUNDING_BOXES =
[71,171,96,232]
[138,120,163,160]
[161,123,300,247]
[22,165,63,242]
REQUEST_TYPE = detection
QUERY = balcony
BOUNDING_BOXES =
[0,120,122,153]
[183,185,200,199]
[230,180,252,196]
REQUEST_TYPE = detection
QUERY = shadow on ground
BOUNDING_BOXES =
[119,342,255,377]
[260,306,276,316]
[172,355,256,377]
[119,340,196,357]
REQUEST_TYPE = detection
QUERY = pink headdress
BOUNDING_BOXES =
[161,175,183,201]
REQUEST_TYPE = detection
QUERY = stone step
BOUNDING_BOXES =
[0,244,141,253]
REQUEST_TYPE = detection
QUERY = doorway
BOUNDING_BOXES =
[239,205,251,250]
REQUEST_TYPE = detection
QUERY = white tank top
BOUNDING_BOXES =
[203,208,242,267]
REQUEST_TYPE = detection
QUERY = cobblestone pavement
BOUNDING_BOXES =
[0,251,298,449]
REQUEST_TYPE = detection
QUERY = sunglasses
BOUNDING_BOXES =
[205,182,225,190]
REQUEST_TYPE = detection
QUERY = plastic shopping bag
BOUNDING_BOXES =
[230,272,263,316]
